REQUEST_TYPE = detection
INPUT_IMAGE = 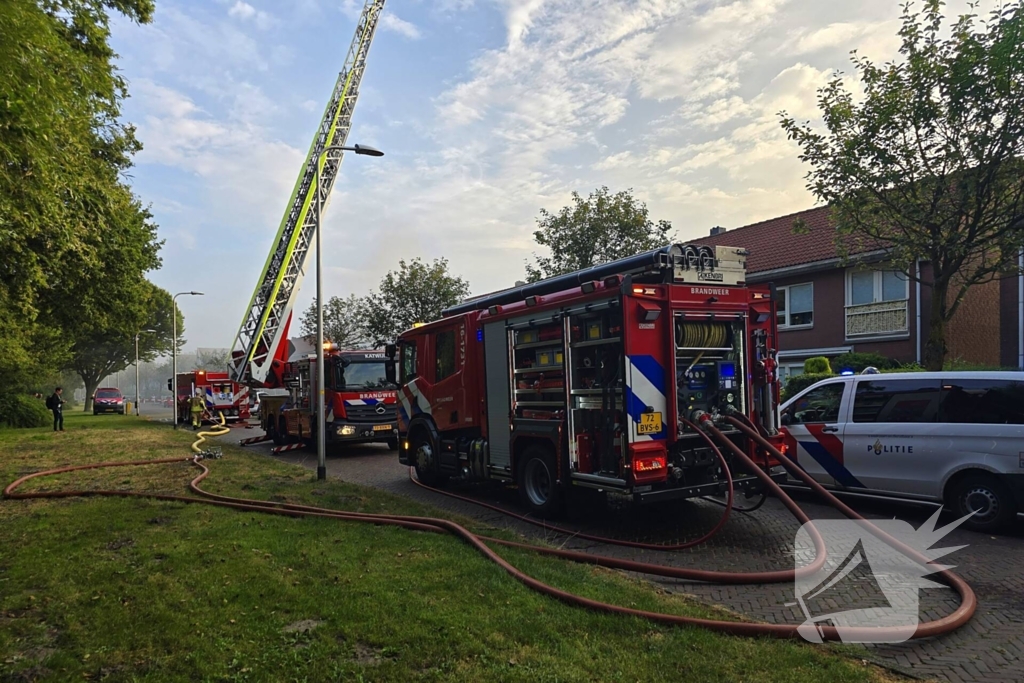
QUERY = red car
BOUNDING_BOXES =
[93,387,126,415]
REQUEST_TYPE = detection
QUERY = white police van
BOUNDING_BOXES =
[779,371,1024,532]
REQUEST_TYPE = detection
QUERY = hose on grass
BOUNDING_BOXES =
[1,420,975,641]
[190,412,231,454]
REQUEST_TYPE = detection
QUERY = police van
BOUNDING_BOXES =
[779,372,1024,532]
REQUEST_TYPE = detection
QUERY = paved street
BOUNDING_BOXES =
[217,427,1024,683]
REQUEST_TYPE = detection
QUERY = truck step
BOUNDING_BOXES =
[271,443,306,454]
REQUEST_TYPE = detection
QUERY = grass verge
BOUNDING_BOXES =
[0,413,901,682]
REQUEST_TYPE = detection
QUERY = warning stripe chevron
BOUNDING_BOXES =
[239,435,272,446]
[271,443,306,455]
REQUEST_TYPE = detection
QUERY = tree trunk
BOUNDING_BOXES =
[81,374,101,413]
[923,280,949,371]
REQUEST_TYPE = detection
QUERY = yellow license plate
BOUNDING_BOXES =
[373,424,393,432]
[637,412,663,435]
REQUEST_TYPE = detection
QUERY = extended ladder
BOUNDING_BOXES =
[230,0,386,385]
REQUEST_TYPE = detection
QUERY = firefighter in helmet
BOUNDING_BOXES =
[190,390,206,430]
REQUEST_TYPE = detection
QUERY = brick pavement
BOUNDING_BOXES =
[224,434,1024,683]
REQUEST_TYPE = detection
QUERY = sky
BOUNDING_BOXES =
[108,0,984,350]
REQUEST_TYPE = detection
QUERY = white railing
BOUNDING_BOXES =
[845,299,909,337]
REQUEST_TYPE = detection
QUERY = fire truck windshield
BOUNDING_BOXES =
[334,361,393,390]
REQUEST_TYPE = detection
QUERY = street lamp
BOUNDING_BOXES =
[314,143,384,480]
[172,291,204,429]
[135,329,157,416]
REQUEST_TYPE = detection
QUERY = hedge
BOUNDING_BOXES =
[0,394,52,428]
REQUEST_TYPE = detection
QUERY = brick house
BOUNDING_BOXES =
[693,206,1024,381]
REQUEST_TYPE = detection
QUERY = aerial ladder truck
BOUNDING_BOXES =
[230,0,399,450]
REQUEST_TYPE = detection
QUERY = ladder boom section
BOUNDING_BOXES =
[230,0,386,385]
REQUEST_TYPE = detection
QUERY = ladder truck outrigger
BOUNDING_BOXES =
[386,244,789,516]
[228,0,399,450]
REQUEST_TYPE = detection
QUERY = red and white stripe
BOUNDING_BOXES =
[271,443,305,454]
[239,434,271,446]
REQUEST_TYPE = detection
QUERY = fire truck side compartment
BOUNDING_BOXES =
[483,320,512,471]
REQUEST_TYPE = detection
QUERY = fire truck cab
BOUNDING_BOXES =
[260,348,400,449]
[390,244,788,516]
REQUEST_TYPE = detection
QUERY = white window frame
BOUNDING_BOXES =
[845,269,909,306]
[777,283,814,330]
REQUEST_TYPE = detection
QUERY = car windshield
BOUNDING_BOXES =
[96,389,121,399]
[335,361,392,390]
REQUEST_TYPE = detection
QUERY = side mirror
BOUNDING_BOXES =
[780,411,792,426]
[385,343,396,359]
[166,379,173,391]
[385,359,397,386]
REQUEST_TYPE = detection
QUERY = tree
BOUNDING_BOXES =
[363,258,471,345]
[780,0,1024,370]
[194,349,230,372]
[299,294,371,349]
[68,282,182,412]
[0,0,156,421]
[525,187,675,282]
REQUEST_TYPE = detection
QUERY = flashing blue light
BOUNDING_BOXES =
[476,329,483,342]
[840,369,854,376]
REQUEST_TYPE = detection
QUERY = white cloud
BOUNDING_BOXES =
[115,0,998,348]
[227,1,274,30]
[380,13,422,39]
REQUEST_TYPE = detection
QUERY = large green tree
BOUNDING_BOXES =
[525,187,675,282]
[69,282,182,412]
[0,0,157,420]
[363,258,471,345]
[299,294,371,349]
[780,0,1024,370]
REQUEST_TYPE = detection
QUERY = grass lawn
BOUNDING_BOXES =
[0,413,900,682]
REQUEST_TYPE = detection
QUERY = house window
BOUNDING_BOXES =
[777,283,813,328]
[847,269,908,305]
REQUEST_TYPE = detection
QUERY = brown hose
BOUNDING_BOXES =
[718,415,977,640]
[2,432,974,640]
[407,418,737,551]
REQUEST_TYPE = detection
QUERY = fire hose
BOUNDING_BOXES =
[2,419,975,641]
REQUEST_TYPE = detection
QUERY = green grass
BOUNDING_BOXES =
[0,414,901,682]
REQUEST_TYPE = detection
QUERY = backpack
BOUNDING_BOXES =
[45,394,54,410]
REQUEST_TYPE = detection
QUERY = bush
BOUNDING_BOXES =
[0,393,52,428]
[803,356,832,374]
[830,352,900,373]
[781,372,834,401]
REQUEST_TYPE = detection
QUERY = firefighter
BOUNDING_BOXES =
[190,390,206,430]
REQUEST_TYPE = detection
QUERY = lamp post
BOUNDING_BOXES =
[313,143,384,480]
[135,329,157,416]
[172,291,204,429]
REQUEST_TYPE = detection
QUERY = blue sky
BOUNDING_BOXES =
[109,0,982,349]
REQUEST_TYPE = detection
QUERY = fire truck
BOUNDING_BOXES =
[388,244,788,516]
[171,371,250,423]
[259,346,399,449]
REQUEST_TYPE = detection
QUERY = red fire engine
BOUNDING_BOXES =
[171,371,251,423]
[388,244,787,516]
[258,346,399,449]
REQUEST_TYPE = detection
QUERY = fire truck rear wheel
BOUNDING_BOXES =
[269,420,285,446]
[518,446,563,518]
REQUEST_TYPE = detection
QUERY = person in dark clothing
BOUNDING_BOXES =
[48,387,64,432]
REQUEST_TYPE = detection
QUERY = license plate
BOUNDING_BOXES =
[373,424,393,432]
[637,412,663,435]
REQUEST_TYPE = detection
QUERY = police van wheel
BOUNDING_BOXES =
[949,474,1016,533]
[517,445,563,518]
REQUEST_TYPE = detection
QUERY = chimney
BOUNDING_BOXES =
[709,226,727,236]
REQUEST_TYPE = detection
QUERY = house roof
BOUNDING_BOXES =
[689,205,879,274]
